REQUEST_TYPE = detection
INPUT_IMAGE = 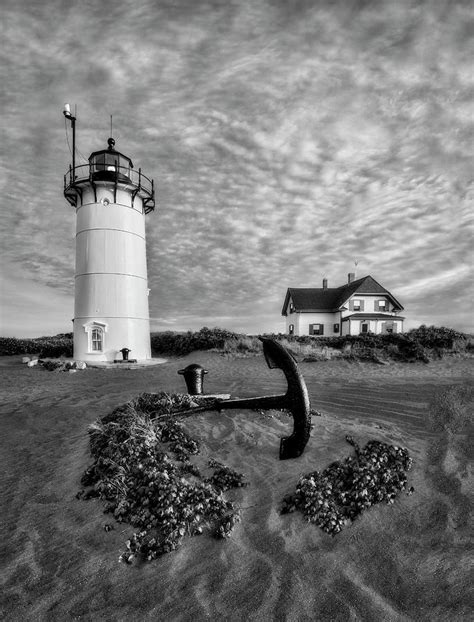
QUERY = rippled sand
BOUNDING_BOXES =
[1,353,472,621]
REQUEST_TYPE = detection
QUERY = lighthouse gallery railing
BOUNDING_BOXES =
[64,163,155,213]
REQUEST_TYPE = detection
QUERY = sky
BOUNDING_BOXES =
[1,0,473,337]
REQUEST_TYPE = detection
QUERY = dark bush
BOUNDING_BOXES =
[151,327,243,355]
[0,338,33,356]
[393,335,429,363]
[34,338,73,358]
[406,325,467,350]
[0,335,73,357]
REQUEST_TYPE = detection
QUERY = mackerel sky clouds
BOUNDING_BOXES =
[1,0,473,337]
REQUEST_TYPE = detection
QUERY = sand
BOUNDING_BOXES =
[0,353,472,621]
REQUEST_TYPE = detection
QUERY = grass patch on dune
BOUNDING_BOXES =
[78,392,247,564]
[150,325,470,363]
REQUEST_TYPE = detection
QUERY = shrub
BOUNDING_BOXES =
[0,335,73,357]
[0,338,33,356]
[393,335,429,363]
[151,327,243,355]
[406,325,467,350]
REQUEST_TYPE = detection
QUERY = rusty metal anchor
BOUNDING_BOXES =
[217,338,311,460]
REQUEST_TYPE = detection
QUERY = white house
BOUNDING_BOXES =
[282,274,405,337]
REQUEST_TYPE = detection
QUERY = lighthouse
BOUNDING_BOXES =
[63,106,155,362]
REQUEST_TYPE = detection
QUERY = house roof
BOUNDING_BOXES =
[282,275,404,316]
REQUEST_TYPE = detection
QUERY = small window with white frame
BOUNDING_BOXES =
[353,299,361,311]
[84,321,107,354]
[91,327,103,351]
[378,299,387,311]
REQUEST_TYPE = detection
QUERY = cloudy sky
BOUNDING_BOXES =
[1,0,473,337]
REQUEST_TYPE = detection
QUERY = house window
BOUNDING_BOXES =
[289,324,295,335]
[91,327,103,351]
[353,300,361,311]
[310,323,324,335]
[289,303,295,314]
[377,300,387,311]
[333,323,339,333]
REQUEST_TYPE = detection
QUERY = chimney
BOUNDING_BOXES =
[348,272,355,284]
[323,278,328,289]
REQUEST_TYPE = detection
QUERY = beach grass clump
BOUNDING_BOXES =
[220,335,262,356]
[79,393,247,563]
[282,438,413,536]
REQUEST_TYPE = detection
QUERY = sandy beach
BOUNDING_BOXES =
[1,353,472,621]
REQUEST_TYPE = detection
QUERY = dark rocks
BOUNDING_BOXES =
[281,438,413,536]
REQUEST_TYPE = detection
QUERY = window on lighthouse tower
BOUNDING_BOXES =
[91,327,103,352]
[84,321,107,353]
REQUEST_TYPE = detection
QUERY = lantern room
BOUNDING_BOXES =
[64,136,155,213]
[89,137,133,183]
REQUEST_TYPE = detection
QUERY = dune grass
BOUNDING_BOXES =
[1,325,469,363]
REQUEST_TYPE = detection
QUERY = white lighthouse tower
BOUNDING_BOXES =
[63,107,155,362]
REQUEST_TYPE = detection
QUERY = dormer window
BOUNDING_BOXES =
[289,303,295,314]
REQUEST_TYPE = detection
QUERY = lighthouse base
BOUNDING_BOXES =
[73,317,152,363]
[84,358,167,369]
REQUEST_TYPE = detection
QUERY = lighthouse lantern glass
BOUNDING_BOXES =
[90,152,131,178]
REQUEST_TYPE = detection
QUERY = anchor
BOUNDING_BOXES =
[217,338,311,460]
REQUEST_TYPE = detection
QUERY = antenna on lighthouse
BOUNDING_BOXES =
[63,102,77,176]
[110,114,113,137]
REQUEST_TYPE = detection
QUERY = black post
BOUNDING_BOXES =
[71,115,76,177]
